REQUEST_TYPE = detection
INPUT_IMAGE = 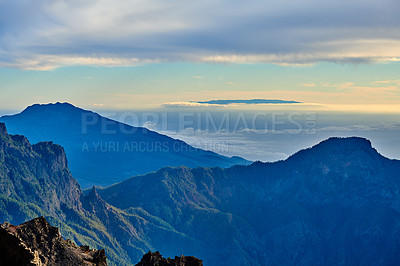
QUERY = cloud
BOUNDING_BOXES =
[0,54,156,70]
[162,102,221,108]
[303,83,316,87]
[318,122,400,132]
[374,79,400,85]
[1,0,400,69]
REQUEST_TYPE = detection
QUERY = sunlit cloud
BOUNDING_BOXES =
[318,123,400,132]
[321,104,400,113]
[303,83,316,87]
[162,102,222,108]
[0,54,157,71]
[374,79,400,85]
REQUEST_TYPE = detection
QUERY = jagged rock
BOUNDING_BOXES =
[0,217,107,266]
[135,251,203,266]
[0,122,7,135]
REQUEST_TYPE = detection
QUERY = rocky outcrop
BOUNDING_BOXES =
[135,251,202,266]
[0,216,107,266]
[0,122,7,135]
[33,141,69,171]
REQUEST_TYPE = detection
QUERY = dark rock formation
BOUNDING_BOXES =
[0,122,7,135]
[0,216,107,266]
[135,251,202,266]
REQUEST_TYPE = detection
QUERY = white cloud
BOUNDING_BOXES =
[0,54,156,70]
[303,83,316,87]
[318,123,400,132]
[162,102,223,108]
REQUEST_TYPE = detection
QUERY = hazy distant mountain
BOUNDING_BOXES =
[98,137,400,265]
[0,102,250,188]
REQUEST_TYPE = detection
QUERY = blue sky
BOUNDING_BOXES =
[1,62,400,112]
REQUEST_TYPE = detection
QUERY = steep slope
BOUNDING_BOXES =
[98,137,400,265]
[0,217,107,266]
[0,102,249,188]
[0,123,201,265]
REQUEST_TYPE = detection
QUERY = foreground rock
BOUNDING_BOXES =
[0,217,107,266]
[135,251,202,266]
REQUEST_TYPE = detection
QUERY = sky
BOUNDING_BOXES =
[0,0,400,161]
[0,0,400,111]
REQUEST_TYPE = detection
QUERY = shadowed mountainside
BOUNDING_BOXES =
[98,137,400,265]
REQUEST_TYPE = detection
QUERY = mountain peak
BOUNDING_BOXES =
[20,102,84,115]
[317,136,372,149]
[287,136,378,163]
[87,186,101,200]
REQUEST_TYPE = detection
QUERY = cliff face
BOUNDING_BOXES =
[0,123,83,218]
[0,217,107,266]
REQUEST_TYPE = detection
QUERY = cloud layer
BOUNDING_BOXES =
[1,0,400,69]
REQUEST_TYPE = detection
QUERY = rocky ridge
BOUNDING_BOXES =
[135,251,203,266]
[0,216,107,266]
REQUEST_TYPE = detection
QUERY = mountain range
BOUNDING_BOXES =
[0,102,249,188]
[97,137,400,265]
[1,121,400,265]
[0,122,205,265]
